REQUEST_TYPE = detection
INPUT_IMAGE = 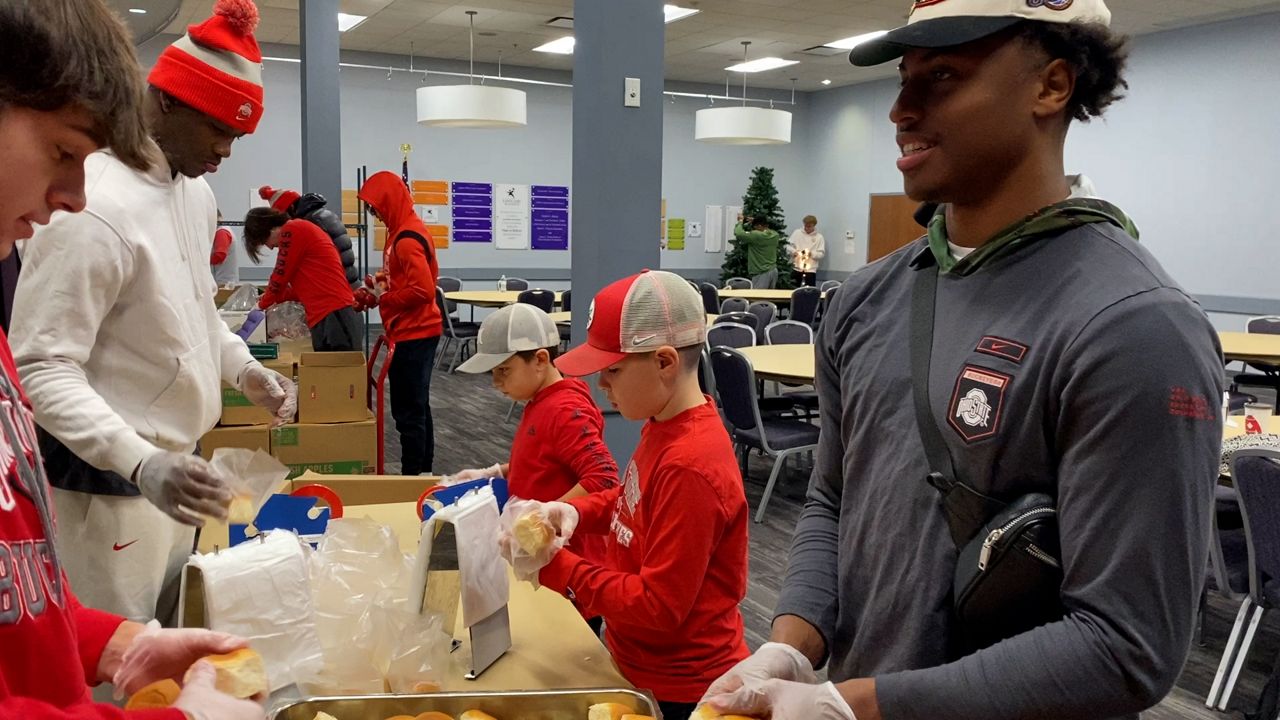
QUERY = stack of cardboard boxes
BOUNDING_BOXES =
[200,351,378,479]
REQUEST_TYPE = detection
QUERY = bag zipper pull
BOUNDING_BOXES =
[978,527,1004,571]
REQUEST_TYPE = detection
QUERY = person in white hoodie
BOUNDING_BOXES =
[9,0,296,629]
[786,215,825,287]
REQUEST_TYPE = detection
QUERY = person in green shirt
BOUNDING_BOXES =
[734,214,783,289]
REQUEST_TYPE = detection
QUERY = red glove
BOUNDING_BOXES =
[353,287,379,311]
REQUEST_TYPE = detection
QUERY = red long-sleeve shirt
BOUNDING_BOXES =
[0,332,181,720]
[508,379,617,565]
[357,172,442,343]
[539,397,750,703]
[258,218,354,327]
[209,227,233,265]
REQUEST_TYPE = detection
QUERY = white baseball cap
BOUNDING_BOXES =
[555,270,706,377]
[849,0,1112,67]
[456,303,561,374]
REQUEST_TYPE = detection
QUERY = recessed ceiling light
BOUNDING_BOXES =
[823,30,889,50]
[821,79,832,86]
[533,36,576,54]
[337,13,366,32]
[725,57,799,73]
[128,7,147,13]
[664,4,700,23]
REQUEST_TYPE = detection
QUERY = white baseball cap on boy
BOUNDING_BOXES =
[456,303,561,374]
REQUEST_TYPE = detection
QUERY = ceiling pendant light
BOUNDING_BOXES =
[695,41,792,145]
[417,11,527,128]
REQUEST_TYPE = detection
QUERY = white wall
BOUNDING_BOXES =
[802,12,1280,306]
[138,37,812,278]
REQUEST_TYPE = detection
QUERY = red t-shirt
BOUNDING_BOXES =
[508,379,617,566]
[258,218,355,327]
[539,397,750,703]
[209,227,233,265]
[0,331,181,720]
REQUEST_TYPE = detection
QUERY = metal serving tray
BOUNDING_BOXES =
[270,688,660,720]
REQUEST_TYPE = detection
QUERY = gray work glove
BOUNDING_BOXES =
[134,452,232,526]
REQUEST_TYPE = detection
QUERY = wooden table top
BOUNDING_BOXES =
[445,290,563,308]
[1220,331,1280,365]
[738,343,816,384]
[1224,412,1278,440]
[547,311,717,327]
[717,288,823,304]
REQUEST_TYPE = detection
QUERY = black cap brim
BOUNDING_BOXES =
[849,16,1023,66]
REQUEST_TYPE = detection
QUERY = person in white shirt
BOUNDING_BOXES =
[787,215,825,287]
[9,0,296,628]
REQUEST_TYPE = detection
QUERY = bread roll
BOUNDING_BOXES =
[384,716,416,720]
[411,680,442,693]
[620,715,656,720]
[587,703,635,720]
[312,714,340,720]
[414,713,454,720]
[124,679,180,710]
[512,511,553,555]
[185,647,268,698]
[688,706,758,720]
[227,495,256,524]
[458,711,498,720]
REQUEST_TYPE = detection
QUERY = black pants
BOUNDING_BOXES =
[310,306,362,351]
[389,336,439,475]
[794,271,817,287]
[658,700,698,719]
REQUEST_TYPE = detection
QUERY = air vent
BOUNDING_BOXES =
[799,45,846,57]
[546,16,574,29]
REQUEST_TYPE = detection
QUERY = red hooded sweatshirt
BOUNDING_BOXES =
[0,331,182,720]
[357,172,442,344]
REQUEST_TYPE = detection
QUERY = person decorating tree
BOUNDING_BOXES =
[734,214,784,289]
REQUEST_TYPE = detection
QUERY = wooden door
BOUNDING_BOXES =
[868,193,926,263]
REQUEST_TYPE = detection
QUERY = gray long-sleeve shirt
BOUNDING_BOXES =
[775,217,1224,719]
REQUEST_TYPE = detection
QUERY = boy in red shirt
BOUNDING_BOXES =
[357,172,443,475]
[242,207,360,351]
[500,270,749,719]
[0,1,264,718]
[453,303,618,588]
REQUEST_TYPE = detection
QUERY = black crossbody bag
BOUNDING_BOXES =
[909,263,1065,650]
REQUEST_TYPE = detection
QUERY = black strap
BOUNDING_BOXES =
[909,264,959,485]
[393,230,432,256]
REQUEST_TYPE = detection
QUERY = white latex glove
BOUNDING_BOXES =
[172,661,265,720]
[700,641,817,703]
[445,463,503,485]
[705,679,855,720]
[113,620,247,696]
[496,500,579,578]
[241,364,296,427]
[134,452,231,526]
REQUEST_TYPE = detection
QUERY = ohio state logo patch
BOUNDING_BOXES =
[948,366,1011,442]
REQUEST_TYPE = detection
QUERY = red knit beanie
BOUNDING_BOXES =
[258,185,301,213]
[148,0,264,134]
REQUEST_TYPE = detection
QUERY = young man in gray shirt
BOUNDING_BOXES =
[703,1,1224,719]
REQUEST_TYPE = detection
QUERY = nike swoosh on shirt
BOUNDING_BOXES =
[112,540,139,552]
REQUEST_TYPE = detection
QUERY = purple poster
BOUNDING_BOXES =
[451,182,493,242]
[530,185,570,250]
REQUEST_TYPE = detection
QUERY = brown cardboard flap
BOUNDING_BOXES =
[300,351,365,368]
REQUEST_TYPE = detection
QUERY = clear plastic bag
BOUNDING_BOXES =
[220,283,260,311]
[208,448,290,525]
[266,301,311,341]
[498,497,570,587]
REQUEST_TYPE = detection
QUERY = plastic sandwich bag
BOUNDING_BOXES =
[265,301,310,342]
[208,448,290,525]
[498,497,572,588]
[220,283,260,311]
[430,487,509,624]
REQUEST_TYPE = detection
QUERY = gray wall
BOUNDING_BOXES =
[802,12,1280,312]
[138,36,811,279]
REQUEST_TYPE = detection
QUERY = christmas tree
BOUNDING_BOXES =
[720,166,796,288]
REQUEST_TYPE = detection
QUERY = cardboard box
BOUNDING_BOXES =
[297,351,367,423]
[220,354,297,426]
[198,424,270,460]
[270,415,377,479]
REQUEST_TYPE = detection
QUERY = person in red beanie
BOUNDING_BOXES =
[11,0,297,644]
[242,206,360,352]
[357,172,442,475]
[258,185,359,288]
[0,1,263,718]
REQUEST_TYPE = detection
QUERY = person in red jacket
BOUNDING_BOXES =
[498,271,749,719]
[242,207,359,351]
[0,1,263,718]
[357,172,443,475]
[453,303,618,631]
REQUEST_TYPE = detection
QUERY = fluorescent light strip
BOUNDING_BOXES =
[533,36,576,54]
[664,4,700,23]
[337,13,367,32]
[725,57,799,73]
[128,8,147,14]
[823,30,888,50]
